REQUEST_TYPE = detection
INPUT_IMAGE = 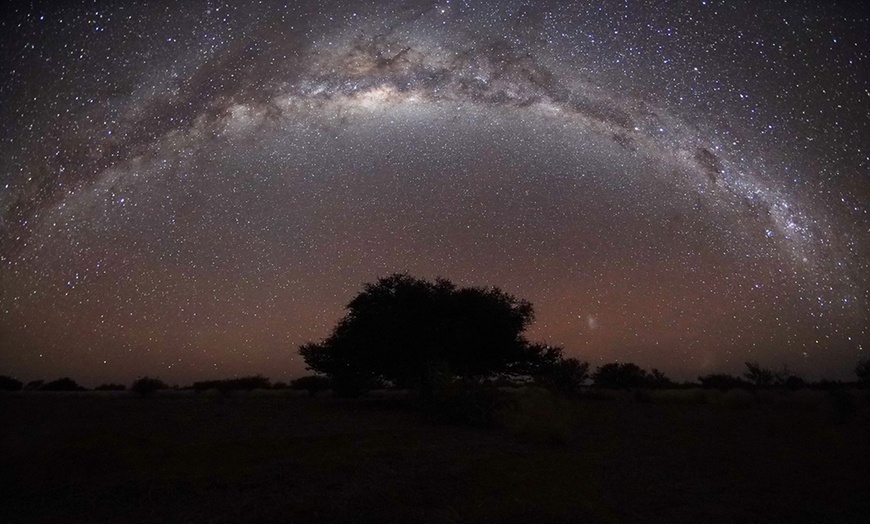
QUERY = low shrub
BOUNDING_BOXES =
[535,358,590,396]
[783,375,807,391]
[0,375,23,391]
[131,376,167,396]
[40,377,87,391]
[290,375,332,396]
[94,383,126,391]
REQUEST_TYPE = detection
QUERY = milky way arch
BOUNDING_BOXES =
[1,0,867,384]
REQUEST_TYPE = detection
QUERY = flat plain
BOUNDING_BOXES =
[2,389,868,523]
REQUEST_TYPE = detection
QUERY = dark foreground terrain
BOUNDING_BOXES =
[2,389,868,523]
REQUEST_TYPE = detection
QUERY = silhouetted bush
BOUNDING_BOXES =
[40,377,87,391]
[743,361,774,387]
[290,375,332,396]
[782,375,806,391]
[272,381,290,389]
[0,375,23,391]
[647,368,673,388]
[590,362,673,389]
[24,380,44,390]
[698,373,750,391]
[299,273,554,397]
[191,380,221,392]
[592,362,648,389]
[535,357,589,395]
[94,383,127,391]
[131,376,167,396]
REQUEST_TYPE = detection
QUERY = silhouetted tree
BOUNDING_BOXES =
[698,373,750,390]
[647,368,673,388]
[94,383,127,391]
[770,365,805,389]
[40,377,87,391]
[131,376,167,396]
[592,362,648,389]
[298,273,548,397]
[743,361,774,387]
[856,359,870,387]
[290,375,332,396]
[0,375,23,391]
[512,342,566,377]
[24,380,44,390]
[534,348,590,395]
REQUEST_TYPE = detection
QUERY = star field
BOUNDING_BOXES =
[1,0,867,385]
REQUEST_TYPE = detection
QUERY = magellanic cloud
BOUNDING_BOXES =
[0,0,866,384]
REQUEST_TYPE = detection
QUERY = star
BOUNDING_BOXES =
[0,0,866,385]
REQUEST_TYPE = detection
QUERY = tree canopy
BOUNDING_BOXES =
[298,273,553,395]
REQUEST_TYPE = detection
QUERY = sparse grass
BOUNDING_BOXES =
[1,391,868,523]
[497,387,576,444]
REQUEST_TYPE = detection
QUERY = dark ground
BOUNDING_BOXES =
[1,389,868,523]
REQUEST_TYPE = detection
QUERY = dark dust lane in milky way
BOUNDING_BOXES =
[0,0,867,384]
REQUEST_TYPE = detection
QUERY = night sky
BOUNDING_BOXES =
[1,1,867,386]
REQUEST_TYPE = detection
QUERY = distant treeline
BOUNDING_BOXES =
[1,360,868,395]
[4,274,869,399]
[0,374,327,395]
